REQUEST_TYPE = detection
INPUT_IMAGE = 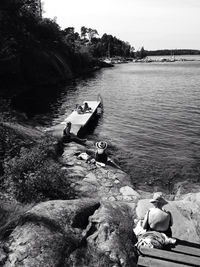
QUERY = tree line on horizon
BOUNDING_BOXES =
[63,26,135,58]
[1,0,199,68]
[146,49,200,56]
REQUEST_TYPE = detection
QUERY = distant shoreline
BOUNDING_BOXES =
[133,54,200,63]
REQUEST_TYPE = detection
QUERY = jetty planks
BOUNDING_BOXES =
[138,257,191,267]
[61,100,101,134]
[137,245,200,267]
[50,100,101,137]
[171,244,200,257]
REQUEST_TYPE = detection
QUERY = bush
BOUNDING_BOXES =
[2,136,75,203]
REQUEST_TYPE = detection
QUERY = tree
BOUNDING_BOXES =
[80,26,87,39]
[135,46,147,59]
[87,28,98,43]
[62,27,80,52]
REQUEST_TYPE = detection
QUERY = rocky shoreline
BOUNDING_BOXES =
[0,139,199,266]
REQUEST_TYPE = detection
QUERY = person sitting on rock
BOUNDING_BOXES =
[63,121,72,143]
[142,192,173,237]
[95,141,108,164]
[63,121,87,144]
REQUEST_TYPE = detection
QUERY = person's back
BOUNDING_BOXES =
[95,151,107,163]
[95,141,108,164]
[63,122,71,143]
[77,105,84,114]
[148,207,171,232]
[83,102,92,113]
[142,192,173,237]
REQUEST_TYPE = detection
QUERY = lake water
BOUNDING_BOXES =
[15,58,200,193]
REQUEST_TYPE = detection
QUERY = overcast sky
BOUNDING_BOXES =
[43,0,200,50]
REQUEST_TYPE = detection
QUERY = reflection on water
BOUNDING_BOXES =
[14,60,200,193]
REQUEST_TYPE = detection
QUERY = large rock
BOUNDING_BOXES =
[2,199,138,267]
[86,201,138,267]
[3,199,100,267]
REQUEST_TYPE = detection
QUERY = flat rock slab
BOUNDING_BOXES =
[61,142,139,202]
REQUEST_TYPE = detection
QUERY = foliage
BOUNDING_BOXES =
[76,30,132,58]
[0,0,42,57]
[146,49,200,56]
[0,199,33,240]
[135,46,147,59]
[32,18,62,44]
[0,0,134,87]
[2,136,75,203]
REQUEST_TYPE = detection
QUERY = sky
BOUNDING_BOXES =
[43,0,200,50]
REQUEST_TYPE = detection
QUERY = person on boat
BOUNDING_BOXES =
[76,105,84,114]
[63,121,87,144]
[95,141,108,164]
[142,192,173,237]
[83,102,92,113]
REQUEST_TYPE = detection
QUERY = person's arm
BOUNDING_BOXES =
[142,210,150,230]
[168,211,173,226]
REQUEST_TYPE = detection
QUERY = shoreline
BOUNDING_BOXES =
[0,122,200,266]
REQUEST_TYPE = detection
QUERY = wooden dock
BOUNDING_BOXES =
[61,100,101,135]
[50,100,101,137]
[137,240,200,267]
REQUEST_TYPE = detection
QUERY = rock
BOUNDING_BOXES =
[2,200,138,267]
[178,192,200,202]
[108,196,116,201]
[104,181,114,187]
[3,199,100,267]
[120,186,140,199]
[0,248,7,265]
[61,166,67,170]
[4,223,65,267]
[116,195,123,201]
[74,165,86,173]
[78,184,99,197]
[123,196,134,202]
[173,182,200,199]
[109,187,120,195]
[107,171,116,180]
[68,174,84,181]
[86,201,138,267]
[83,173,99,186]
[114,171,130,183]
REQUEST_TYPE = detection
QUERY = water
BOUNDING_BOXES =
[14,58,200,193]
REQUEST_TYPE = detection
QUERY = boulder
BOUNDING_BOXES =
[120,186,140,200]
[86,201,138,267]
[3,199,100,267]
[2,200,138,267]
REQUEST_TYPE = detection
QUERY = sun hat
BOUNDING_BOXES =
[96,141,107,150]
[150,192,168,205]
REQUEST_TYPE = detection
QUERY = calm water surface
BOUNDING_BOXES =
[22,60,200,193]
